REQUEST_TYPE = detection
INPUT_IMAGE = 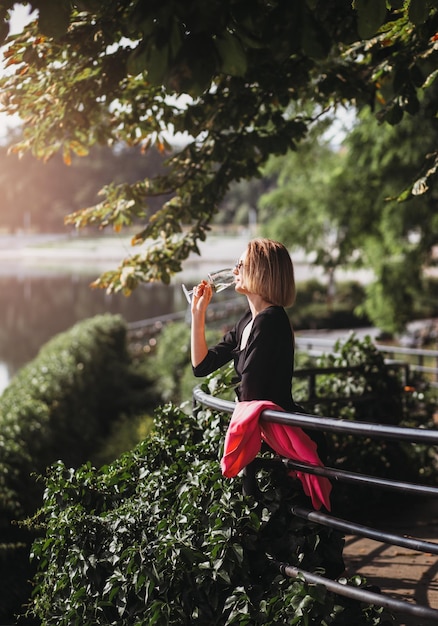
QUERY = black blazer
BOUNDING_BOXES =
[193,305,296,410]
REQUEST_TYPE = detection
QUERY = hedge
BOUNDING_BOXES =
[0,314,153,624]
[28,403,393,626]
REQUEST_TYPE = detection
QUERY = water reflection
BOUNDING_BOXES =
[0,274,188,384]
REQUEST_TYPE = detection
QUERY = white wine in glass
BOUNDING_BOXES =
[182,268,235,304]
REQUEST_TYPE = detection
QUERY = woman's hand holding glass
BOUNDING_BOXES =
[182,268,235,305]
[190,280,213,314]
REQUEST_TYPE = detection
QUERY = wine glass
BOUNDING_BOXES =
[182,267,235,304]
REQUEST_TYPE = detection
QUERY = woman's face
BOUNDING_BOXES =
[234,249,249,295]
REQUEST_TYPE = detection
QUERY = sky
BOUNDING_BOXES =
[0,4,34,140]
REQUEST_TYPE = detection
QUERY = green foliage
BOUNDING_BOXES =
[199,361,239,403]
[0,316,120,515]
[143,321,192,403]
[353,0,387,39]
[215,178,273,227]
[294,333,438,515]
[1,0,438,295]
[292,280,369,330]
[296,333,405,424]
[259,121,356,279]
[144,320,229,405]
[92,412,155,469]
[259,93,438,333]
[340,104,438,333]
[29,403,390,625]
[0,313,147,519]
[0,314,156,624]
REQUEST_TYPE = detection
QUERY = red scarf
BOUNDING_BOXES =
[220,400,331,511]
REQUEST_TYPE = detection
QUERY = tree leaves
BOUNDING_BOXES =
[1,0,438,296]
[28,401,379,625]
[408,0,430,25]
[353,0,387,38]
[36,0,72,39]
[215,32,248,77]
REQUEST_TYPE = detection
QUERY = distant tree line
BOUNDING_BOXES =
[0,133,169,232]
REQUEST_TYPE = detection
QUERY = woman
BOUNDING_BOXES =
[191,239,328,503]
[191,238,297,410]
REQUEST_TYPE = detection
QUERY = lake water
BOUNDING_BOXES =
[0,272,191,390]
[0,233,254,392]
[0,233,377,392]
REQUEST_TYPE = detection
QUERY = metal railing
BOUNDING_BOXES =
[292,361,411,412]
[296,335,438,387]
[192,385,438,623]
[128,313,438,386]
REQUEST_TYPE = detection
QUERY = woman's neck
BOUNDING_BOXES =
[246,294,274,318]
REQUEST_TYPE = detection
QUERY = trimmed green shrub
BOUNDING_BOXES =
[293,334,438,517]
[29,403,392,625]
[0,314,149,520]
[0,314,156,624]
[144,321,223,405]
[144,321,192,403]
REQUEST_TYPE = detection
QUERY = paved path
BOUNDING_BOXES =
[181,232,373,283]
[343,498,438,626]
[0,232,375,284]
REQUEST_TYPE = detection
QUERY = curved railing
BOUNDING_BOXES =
[192,385,438,623]
[295,335,438,387]
[127,313,438,386]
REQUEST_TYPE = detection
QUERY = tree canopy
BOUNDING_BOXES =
[258,94,438,333]
[0,0,437,297]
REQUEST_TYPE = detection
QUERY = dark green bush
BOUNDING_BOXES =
[0,314,156,624]
[293,334,438,517]
[292,280,369,330]
[0,314,150,519]
[144,321,192,403]
[294,333,406,424]
[144,321,223,405]
[30,403,391,625]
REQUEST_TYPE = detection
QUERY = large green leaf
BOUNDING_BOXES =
[301,10,331,59]
[215,32,248,77]
[37,0,71,39]
[408,0,429,24]
[353,0,387,38]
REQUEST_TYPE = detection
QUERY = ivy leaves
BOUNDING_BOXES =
[29,402,371,625]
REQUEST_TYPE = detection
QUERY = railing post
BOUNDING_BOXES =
[308,371,316,403]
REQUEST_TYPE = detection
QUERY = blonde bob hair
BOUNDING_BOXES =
[243,238,296,307]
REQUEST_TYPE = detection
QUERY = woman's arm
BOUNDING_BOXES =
[190,280,212,368]
[191,295,246,377]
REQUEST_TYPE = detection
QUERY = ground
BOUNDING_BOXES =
[343,498,438,626]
